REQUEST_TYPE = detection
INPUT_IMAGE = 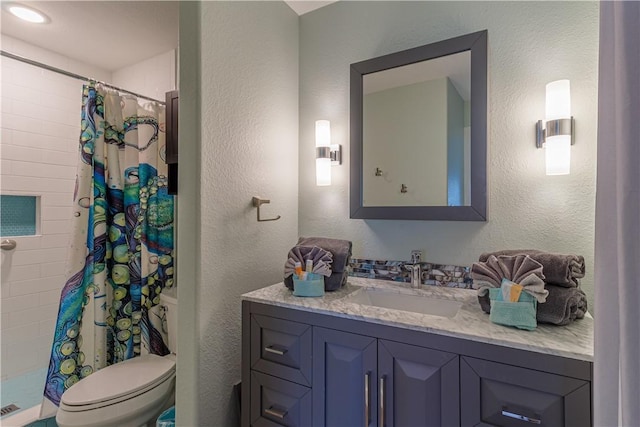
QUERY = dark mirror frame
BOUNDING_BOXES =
[350,30,487,221]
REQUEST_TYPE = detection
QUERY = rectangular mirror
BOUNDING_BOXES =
[350,30,487,221]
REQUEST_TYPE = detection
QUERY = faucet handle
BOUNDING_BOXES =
[410,250,422,264]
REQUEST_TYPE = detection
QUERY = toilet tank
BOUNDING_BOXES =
[160,287,178,354]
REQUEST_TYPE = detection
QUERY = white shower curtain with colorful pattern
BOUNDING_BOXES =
[41,83,174,413]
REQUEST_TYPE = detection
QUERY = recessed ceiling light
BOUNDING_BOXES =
[5,3,49,24]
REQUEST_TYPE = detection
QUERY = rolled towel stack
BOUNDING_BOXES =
[537,285,588,326]
[475,250,588,325]
[479,249,585,287]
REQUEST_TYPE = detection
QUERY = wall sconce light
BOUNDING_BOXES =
[536,80,574,175]
[315,120,342,186]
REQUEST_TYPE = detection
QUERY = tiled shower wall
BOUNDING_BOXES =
[0,36,112,380]
[0,37,176,380]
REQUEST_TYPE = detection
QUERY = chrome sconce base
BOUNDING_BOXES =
[535,117,575,148]
[316,145,342,165]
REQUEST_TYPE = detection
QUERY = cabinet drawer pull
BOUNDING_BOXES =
[364,372,371,426]
[264,345,287,356]
[379,375,386,427]
[501,409,541,424]
[265,406,287,420]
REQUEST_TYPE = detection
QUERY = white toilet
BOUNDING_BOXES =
[56,289,178,427]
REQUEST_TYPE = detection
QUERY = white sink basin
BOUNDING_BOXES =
[344,288,463,318]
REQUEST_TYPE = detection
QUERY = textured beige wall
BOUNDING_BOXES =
[299,1,599,305]
[178,2,299,425]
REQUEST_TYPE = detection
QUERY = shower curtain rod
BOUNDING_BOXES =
[1,50,166,105]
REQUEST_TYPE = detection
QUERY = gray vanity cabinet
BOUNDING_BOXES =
[241,300,592,427]
[460,357,591,427]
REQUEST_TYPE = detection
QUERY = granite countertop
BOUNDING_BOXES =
[242,277,594,362]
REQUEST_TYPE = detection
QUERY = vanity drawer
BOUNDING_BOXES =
[461,356,591,427]
[250,314,312,386]
[250,371,311,427]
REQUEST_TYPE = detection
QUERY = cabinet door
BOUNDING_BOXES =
[313,327,378,427]
[378,340,459,427]
[250,371,311,427]
[461,356,591,427]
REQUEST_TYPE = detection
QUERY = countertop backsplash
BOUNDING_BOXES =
[349,258,473,289]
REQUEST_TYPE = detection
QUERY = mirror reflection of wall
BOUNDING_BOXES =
[362,51,471,207]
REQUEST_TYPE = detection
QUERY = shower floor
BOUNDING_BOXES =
[1,368,47,421]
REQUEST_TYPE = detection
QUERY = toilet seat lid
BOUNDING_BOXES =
[61,354,175,407]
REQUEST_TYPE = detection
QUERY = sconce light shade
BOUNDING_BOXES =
[316,158,331,186]
[545,80,571,121]
[316,120,332,186]
[316,120,331,148]
[545,136,571,175]
[536,79,573,175]
[545,80,571,175]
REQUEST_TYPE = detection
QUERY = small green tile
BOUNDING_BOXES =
[0,195,37,237]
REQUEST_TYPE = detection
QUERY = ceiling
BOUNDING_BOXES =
[1,1,179,71]
[0,1,333,72]
[285,1,336,15]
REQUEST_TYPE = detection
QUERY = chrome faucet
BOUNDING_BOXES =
[405,250,423,288]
